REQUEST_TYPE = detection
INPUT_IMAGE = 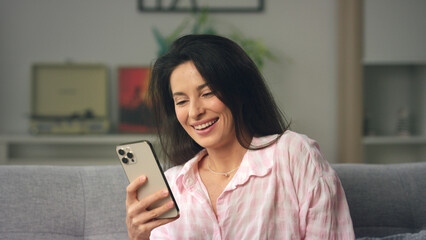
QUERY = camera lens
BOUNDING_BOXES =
[122,157,129,164]
[127,152,134,158]
[118,149,125,155]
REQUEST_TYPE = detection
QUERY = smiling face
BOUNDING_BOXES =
[170,61,237,150]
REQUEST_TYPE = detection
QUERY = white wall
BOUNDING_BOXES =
[0,0,339,162]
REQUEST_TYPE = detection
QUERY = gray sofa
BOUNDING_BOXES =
[0,163,425,240]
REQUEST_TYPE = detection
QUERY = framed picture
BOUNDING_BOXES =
[138,0,264,13]
[118,66,155,133]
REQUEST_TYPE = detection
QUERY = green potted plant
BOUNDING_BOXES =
[152,11,277,71]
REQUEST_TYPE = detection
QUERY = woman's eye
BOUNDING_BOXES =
[175,100,187,106]
[202,92,214,97]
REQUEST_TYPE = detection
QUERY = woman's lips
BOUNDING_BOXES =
[192,118,219,135]
[193,118,218,130]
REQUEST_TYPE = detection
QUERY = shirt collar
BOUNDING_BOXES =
[174,149,207,193]
[174,135,279,192]
[232,135,277,187]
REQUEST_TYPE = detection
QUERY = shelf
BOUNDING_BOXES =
[363,136,426,145]
[0,133,159,165]
[362,60,426,66]
[0,133,157,144]
[5,157,119,166]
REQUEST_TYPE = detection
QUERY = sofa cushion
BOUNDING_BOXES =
[356,230,426,240]
[0,166,85,239]
[80,166,129,240]
[0,165,129,240]
[333,163,426,238]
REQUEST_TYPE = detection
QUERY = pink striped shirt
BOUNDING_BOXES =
[151,131,354,239]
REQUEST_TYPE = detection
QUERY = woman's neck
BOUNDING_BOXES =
[204,138,248,172]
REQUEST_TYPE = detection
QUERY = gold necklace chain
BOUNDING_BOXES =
[206,156,239,177]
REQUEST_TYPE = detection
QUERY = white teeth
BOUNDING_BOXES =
[194,119,217,130]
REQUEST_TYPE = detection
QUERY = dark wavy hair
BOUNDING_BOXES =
[148,34,289,166]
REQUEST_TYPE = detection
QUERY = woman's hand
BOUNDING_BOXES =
[126,175,179,240]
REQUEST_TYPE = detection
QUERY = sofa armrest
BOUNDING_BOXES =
[332,163,426,238]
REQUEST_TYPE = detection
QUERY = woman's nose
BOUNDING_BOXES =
[189,100,205,119]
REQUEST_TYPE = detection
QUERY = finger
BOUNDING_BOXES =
[126,175,147,205]
[129,214,179,238]
[136,188,168,210]
[132,207,179,232]
[127,188,170,217]
[144,214,179,230]
[137,200,177,224]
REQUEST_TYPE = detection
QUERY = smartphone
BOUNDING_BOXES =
[116,140,179,218]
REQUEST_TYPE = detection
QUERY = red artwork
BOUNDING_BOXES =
[118,67,155,133]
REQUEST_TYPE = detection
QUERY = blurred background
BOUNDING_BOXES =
[0,0,425,166]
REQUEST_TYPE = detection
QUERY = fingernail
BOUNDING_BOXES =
[168,201,174,208]
[139,176,146,182]
[162,190,169,196]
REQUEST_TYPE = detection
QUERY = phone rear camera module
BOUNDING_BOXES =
[118,147,136,164]
[118,149,125,156]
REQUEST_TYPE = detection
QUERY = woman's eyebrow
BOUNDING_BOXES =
[172,83,209,97]
[196,83,208,91]
[172,92,185,97]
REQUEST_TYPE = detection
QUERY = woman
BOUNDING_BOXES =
[126,34,355,239]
